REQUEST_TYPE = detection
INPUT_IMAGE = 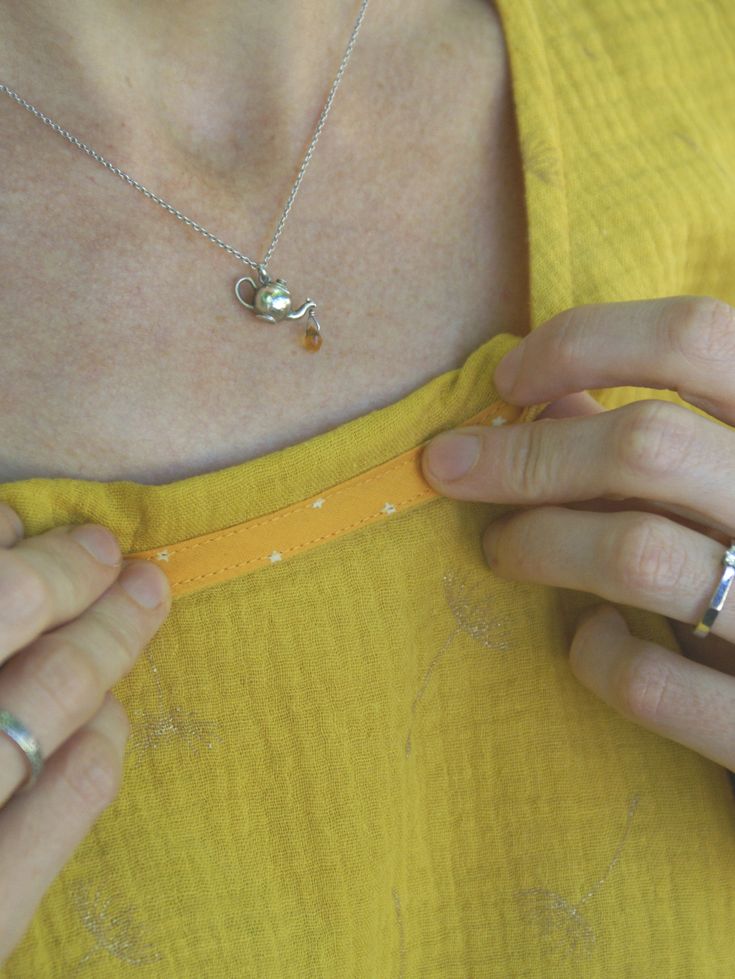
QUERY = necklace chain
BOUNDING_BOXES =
[0,0,370,277]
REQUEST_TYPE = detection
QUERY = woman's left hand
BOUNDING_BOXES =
[421,295,735,770]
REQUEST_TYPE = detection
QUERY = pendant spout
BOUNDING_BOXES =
[287,299,317,322]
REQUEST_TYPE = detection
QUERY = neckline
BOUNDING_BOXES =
[0,0,572,552]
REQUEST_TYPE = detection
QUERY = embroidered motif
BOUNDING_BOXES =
[69,632,224,967]
[405,568,516,756]
[391,886,407,979]
[268,551,283,562]
[130,703,224,756]
[382,502,397,516]
[311,498,326,509]
[128,648,224,762]
[67,879,162,973]
[514,793,641,958]
[491,416,508,426]
[154,550,171,562]
[442,567,517,649]
[523,133,563,188]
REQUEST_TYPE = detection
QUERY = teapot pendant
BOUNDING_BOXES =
[234,264,322,351]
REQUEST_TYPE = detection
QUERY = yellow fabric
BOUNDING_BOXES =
[3,0,735,974]
[106,400,541,599]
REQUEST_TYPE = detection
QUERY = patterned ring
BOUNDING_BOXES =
[692,542,735,638]
[0,708,44,794]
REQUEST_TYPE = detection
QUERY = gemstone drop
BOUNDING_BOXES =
[303,325,323,352]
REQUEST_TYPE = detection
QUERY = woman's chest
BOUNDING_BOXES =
[0,5,529,485]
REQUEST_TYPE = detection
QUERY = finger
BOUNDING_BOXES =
[493,296,735,424]
[481,506,735,642]
[0,504,24,549]
[0,693,128,959]
[669,619,735,678]
[570,604,735,770]
[0,559,171,804]
[536,390,607,420]
[0,523,125,665]
[422,399,735,536]
[565,495,734,545]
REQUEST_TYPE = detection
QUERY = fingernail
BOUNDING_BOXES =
[0,504,24,540]
[424,433,480,482]
[69,524,122,566]
[482,517,507,566]
[577,604,621,631]
[577,604,603,629]
[119,561,171,609]
[494,344,523,395]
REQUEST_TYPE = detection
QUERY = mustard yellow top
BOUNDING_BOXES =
[4,1,735,975]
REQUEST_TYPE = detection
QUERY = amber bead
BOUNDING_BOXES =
[303,325,323,352]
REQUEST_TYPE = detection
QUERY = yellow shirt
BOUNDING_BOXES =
[4,1,735,974]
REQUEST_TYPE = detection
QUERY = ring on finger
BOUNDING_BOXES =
[0,707,43,794]
[692,542,735,638]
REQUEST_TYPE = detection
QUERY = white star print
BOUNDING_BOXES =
[311,498,326,509]
[492,416,508,426]
[155,551,171,562]
[268,551,283,563]
[382,502,397,516]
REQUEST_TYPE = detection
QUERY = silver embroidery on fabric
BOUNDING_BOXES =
[405,568,515,756]
[514,793,641,958]
[391,887,407,979]
[67,879,162,973]
[442,567,517,649]
[67,641,225,970]
[523,133,563,187]
[128,648,224,761]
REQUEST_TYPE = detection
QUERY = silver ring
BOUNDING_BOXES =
[692,542,735,638]
[0,708,44,793]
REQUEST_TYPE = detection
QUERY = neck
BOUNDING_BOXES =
[0,0,432,193]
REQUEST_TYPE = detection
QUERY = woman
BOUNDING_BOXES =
[1,0,735,973]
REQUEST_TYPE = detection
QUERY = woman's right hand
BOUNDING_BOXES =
[0,502,171,965]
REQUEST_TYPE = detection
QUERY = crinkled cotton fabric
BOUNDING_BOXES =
[3,1,735,975]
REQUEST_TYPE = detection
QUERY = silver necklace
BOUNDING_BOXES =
[0,0,371,352]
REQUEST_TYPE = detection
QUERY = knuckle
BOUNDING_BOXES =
[613,401,691,480]
[487,510,537,578]
[539,307,592,376]
[64,732,122,809]
[665,296,735,366]
[503,419,557,499]
[614,649,677,723]
[84,603,146,672]
[610,515,685,594]
[32,639,102,725]
[0,551,49,626]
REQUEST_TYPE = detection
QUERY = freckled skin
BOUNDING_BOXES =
[0,2,530,485]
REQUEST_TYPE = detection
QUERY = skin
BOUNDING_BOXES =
[0,514,171,962]
[0,0,529,484]
[0,0,467,207]
[422,294,735,771]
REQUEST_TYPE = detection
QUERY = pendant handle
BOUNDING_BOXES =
[234,276,258,311]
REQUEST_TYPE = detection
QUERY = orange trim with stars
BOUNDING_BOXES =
[126,400,540,599]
